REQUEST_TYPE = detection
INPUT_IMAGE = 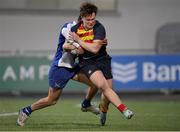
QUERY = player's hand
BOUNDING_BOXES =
[71,46,84,55]
[63,42,76,51]
[76,46,84,55]
[93,39,107,46]
[66,39,74,44]
[102,38,108,45]
[69,32,80,43]
[98,38,107,45]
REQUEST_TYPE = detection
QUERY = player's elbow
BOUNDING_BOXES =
[91,46,101,54]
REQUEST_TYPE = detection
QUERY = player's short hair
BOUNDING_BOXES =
[80,2,98,18]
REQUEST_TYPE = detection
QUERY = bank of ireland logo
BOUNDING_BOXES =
[112,62,137,83]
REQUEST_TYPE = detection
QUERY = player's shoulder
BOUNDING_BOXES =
[62,21,77,29]
[71,22,81,32]
[93,20,105,32]
[94,20,105,29]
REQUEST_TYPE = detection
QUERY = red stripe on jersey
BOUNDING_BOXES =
[77,24,94,44]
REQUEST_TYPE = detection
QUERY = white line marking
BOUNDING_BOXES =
[0,112,18,117]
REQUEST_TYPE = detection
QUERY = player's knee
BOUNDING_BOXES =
[100,83,111,93]
[96,82,107,91]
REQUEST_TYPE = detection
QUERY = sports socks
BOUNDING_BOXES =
[81,99,91,108]
[117,103,127,113]
[22,106,32,116]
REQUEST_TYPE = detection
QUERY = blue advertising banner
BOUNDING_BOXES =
[112,54,180,91]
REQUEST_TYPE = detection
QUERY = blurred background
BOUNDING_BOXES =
[0,0,180,97]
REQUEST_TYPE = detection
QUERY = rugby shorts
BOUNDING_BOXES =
[80,55,113,79]
[48,64,80,89]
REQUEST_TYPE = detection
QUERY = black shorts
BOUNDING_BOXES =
[80,55,113,79]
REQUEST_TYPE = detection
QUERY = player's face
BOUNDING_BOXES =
[82,12,96,30]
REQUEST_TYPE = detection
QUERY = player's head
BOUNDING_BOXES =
[79,2,98,30]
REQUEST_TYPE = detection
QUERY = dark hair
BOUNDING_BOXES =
[77,15,82,22]
[80,2,98,17]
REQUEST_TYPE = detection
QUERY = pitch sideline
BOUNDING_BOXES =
[0,112,18,117]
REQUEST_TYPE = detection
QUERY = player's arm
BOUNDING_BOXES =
[69,32,106,54]
[63,42,76,52]
[78,39,103,54]
[63,42,84,55]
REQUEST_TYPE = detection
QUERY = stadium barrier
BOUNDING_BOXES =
[0,56,86,93]
[0,54,180,93]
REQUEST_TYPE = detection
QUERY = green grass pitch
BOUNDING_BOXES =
[0,97,180,131]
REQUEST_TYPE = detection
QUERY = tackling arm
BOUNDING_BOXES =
[77,39,102,54]
[63,42,76,52]
[61,22,84,55]
[63,42,84,55]
[69,32,107,54]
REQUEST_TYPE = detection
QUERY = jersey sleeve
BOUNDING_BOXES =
[61,21,77,39]
[61,29,68,39]
[71,24,78,32]
[94,24,106,40]
[61,23,70,39]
